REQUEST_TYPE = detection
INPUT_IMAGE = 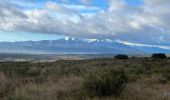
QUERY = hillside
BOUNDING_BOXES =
[0,37,170,54]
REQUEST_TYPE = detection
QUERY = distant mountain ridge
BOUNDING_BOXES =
[0,37,169,54]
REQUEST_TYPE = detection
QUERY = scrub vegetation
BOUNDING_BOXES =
[0,53,170,100]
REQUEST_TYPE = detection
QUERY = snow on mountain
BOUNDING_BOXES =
[64,37,76,41]
[85,39,99,43]
[0,37,169,54]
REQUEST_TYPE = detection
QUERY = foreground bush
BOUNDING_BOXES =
[151,53,167,59]
[83,68,127,97]
[114,54,128,59]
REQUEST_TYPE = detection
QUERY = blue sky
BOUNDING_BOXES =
[0,0,170,46]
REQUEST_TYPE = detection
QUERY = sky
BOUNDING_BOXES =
[0,0,170,46]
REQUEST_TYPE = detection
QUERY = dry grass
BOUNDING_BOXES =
[0,72,13,98]
[8,75,83,100]
[120,81,170,100]
[85,76,170,100]
[1,58,170,100]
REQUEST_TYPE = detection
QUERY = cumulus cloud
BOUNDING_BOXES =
[46,2,77,15]
[0,0,27,18]
[0,0,170,45]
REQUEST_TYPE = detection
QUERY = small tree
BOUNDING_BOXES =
[114,54,128,59]
[151,53,167,59]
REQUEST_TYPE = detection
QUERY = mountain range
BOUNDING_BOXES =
[0,37,169,54]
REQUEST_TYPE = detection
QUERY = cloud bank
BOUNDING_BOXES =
[0,0,170,45]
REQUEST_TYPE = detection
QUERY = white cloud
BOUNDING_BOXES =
[46,2,76,15]
[0,0,170,45]
[116,40,170,50]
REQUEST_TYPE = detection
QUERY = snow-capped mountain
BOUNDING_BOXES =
[0,37,169,54]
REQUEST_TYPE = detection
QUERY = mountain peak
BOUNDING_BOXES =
[85,39,99,43]
[64,37,75,41]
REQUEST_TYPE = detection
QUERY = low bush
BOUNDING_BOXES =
[151,53,167,59]
[82,68,127,97]
[162,73,170,81]
[114,55,129,59]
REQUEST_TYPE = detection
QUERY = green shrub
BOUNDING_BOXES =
[162,73,170,80]
[4,95,25,100]
[151,53,167,59]
[114,54,129,59]
[82,68,127,97]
